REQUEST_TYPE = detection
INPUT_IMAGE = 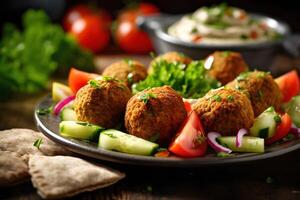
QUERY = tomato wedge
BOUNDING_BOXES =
[169,111,207,157]
[275,70,300,102]
[183,100,192,114]
[265,113,292,145]
[68,68,100,93]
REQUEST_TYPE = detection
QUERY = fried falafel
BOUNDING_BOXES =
[74,77,132,128]
[102,59,147,87]
[192,87,254,136]
[125,85,187,145]
[227,70,282,116]
[148,52,192,73]
[205,51,248,85]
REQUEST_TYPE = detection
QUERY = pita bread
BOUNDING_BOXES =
[0,151,29,186]
[0,129,71,162]
[29,155,125,199]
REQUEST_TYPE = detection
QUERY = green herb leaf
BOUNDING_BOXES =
[274,115,282,124]
[33,138,43,149]
[227,95,234,102]
[211,94,222,102]
[37,106,53,115]
[88,80,101,89]
[138,93,157,104]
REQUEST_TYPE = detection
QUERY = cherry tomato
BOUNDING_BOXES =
[70,15,110,53]
[168,111,207,157]
[137,3,160,15]
[275,70,300,102]
[63,5,92,31]
[265,113,292,145]
[68,68,100,93]
[115,19,153,54]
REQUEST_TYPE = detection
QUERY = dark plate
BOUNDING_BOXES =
[35,96,300,167]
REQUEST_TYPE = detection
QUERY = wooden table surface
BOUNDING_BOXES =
[1,54,300,200]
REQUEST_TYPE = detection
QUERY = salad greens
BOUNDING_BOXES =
[0,10,94,100]
[132,60,220,99]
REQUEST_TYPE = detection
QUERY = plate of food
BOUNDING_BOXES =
[137,3,300,69]
[35,51,300,167]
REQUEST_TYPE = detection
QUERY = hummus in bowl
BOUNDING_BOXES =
[168,3,281,45]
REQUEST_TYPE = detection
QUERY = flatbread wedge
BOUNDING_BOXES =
[28,155,125,199]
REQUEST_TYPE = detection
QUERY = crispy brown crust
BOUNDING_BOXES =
[207,51,248,85]
[102,60,147,87]
[74,79,132,128]
[227,71,282,116]
[148,52,192,73]
[125,86,187,145]
[192,88,254,136]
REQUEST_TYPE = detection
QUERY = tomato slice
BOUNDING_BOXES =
[265,113,292,145]
[68,68,100,93]
[183,100,192,114]
[168,111,207,157]
[275,70,300,102]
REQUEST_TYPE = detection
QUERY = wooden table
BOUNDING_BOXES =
[1,54,300,200]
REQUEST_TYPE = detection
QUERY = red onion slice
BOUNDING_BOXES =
[53,96,75,116]
[207,132,232,153]
[290,124,300,138]
[236,129,248,148]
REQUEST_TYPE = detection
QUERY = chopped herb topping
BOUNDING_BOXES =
[33,138,43,149]
[190,27,198,34]
[36,106,53,115]
[227,95,234,102]
[102,76,117,82]
[237,72,249,81]
[211,94,222,102]
[123,58,133,67]
[88,79,101,89]
[149,133,160,142]
[138,93,157,104]
[274,115,282,124]
[127,73,134,84]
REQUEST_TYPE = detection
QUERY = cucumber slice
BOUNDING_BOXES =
[99,129,159,156]
[217,136,264,153]
[59,121,104,141]
[250,107,279,139]
[284,95,300,127]
[60,108,77,121]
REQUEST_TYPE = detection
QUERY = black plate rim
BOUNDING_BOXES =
[35,96,300,167]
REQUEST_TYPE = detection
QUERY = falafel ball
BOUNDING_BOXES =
[192,87,254,136]
[102,60,147,87]
[125,85,187,145]
[227,70,282,116]
[148,52,192,73]
[74,78,132,128]
[205,51,248,85]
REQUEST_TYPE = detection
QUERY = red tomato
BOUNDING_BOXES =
[68,68,100,93]
[63,5,92,31]
[275,70,300,102]
[265,113,292,145]
[168,111,207,157]
[115,19,153,54]
[183,101,192,114]
[137,3,160,15]
[70,15,110,53]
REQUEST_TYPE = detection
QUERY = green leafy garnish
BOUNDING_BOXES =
[138,93,157,104]
[274,115,282,124]
[0,10,94,100]
[133,60,220,99]
[88,80,101,89]
[123,58,133,67]
[33,138,43,149]
[37,106,53,115]
[227,95,234,102]
[211,94,222,102]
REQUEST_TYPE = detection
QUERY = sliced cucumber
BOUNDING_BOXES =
[284,95,300,127]
[250,107,280,139]
[60,108,77,121]
[217,136,264,153]
[99,129,159,156]
[59,121,104,141]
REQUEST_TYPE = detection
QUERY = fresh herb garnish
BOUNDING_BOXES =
[227,95,234,102]
[211,94,222,102]
[127,73,134,84]
[133,60,220,99]
[237,72,249,81]
[274,115,282,124]
[88,80,101,89]
[37,106,53,115]
[102,76,117,82]
[138,93,157,104]
[123,58,133,67]
[33,138,43,149]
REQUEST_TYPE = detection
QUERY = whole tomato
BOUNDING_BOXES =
[70,15,110,53]
[63,5,92,31]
